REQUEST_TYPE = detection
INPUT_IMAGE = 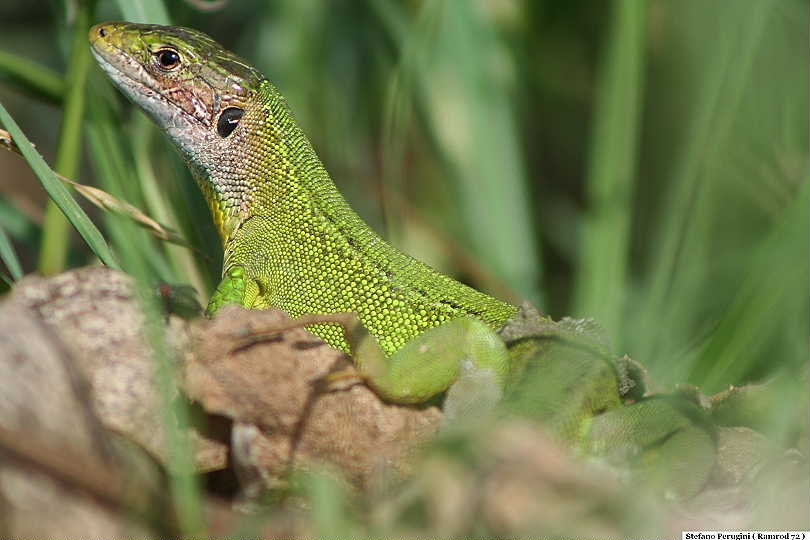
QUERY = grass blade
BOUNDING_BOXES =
[131,116,208,298]
[0,101,119,269]
[691,180,808,391]
[0,224,23,280]
[38,4,93,274]
[1,127,188,247]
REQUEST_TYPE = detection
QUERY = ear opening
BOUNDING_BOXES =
[216,107,244,138]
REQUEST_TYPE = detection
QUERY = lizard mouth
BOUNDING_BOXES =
[90,46,157,101]
[89,24,158,95]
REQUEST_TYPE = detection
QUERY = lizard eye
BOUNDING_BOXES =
[217,107,244,138]
[154,48,181,71]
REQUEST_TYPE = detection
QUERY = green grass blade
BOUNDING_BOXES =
[0,224,23,280]
[573,0,648,336]
[0,101,119,269]
[38,4,93,274]
[0,49,64,104]
[83,90,177,283]
[114,0,170,25]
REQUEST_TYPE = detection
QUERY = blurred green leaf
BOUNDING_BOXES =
[626,0,808,387]
[0,223,22,280]
[573,0,647,336]
[692,179,808,391]
[375,0,541,303]
[39,2,93,275]
[0,50,64,104]
[114,0,170,25]
[0,197,38,242]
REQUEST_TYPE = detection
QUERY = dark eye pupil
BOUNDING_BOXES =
[158,50,179,68]
[217,107,244,138]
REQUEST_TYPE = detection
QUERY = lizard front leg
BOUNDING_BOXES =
[353,316,510,412]
[206,265,261,315]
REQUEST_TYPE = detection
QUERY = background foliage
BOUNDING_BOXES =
[0,0,806,532]
[1,0,805,388]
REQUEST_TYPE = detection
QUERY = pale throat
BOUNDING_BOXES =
[188,165,256,243]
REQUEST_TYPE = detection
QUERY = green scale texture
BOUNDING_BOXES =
[215,81,518,355]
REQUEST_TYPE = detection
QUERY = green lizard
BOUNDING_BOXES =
[89,22,717,498]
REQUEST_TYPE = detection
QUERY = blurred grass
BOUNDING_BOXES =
[0,100,118,268]
[0,0,806,534]
[573,0,647,334]
[0,223,22,281]
[85,3,205,535]
[379,0,542,303]
[0,49,64,104]
[114,0,170,25]
[38,0,95,275]
[627,0,807,389]
[0,0,803,409]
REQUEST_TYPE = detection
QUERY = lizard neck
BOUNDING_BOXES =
[193,80,343,244]
[193,172,239,243]
[199,80,369,246]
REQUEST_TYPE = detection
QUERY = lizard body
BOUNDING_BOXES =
[89,22,515,357]
[90,22,722,498]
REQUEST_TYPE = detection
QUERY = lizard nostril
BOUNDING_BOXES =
[98,27,107,38]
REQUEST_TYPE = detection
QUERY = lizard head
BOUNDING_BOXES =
[89,21,263,159]
[89,21,275,235]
